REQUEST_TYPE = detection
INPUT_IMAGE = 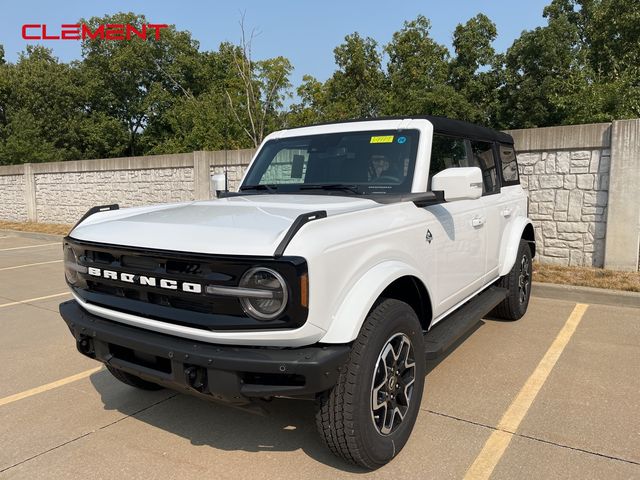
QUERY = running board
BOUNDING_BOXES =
[424,286,508,360]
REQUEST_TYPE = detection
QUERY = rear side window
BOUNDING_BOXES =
[499,143,519,185]
[468,140,499,194]
[429,134,499,195]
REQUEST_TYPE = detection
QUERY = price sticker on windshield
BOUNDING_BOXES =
[370,135,394,144]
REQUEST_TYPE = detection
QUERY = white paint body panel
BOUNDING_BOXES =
[71,195,381,256]
[68,118,532,347]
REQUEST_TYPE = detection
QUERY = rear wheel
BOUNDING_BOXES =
[315,299,425,469]
[493,239,532,320]
[106,365,164,391]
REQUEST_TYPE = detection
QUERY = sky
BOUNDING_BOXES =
[0,0,553,88]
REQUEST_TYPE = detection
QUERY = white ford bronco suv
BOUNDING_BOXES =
[60,116,535,469]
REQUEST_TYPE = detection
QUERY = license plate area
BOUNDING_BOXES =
[108,344,172,374]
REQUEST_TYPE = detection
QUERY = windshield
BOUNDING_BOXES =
[241,129,419,195]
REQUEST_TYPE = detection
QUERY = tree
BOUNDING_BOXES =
[497,2,586,128]
[287,75,327,127]
[289,33,387,125]
[325,33,386,119]
[450,14,502,125]
[79,12,202,156]
[0,46,120,164]
[148,43,256,153]
[223,18,292,148]
[581,0,640,117]
[385,15,469,118]
[497,0,640,128]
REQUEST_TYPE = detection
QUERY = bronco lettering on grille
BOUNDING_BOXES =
[87,267,202,294]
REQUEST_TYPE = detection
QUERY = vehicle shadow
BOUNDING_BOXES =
[89,372,366,473]
[425,320,485,375]
[87,320,488,472]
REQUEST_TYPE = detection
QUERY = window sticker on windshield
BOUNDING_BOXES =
[370,135,394,144]
[397,136,406,144]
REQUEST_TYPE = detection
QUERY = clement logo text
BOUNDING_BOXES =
[21,23,169,41]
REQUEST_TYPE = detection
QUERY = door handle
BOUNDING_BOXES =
[501,208,513,217]
[471,216,485,228]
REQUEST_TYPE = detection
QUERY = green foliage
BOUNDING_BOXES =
[385,15,462,117]
[290,33,386,124]
[0,2,638,165]
[78,12,203,156]
[499,0,640,127]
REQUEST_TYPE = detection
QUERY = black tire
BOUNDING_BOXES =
[493,240,532,320]
[106,364,164,391]
[315,299,426,470]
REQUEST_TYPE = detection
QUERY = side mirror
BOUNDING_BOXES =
[431,167,483,201]
[211,173,227,198]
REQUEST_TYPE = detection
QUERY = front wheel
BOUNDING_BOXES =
[315,299,426,469]
[493,239,533,320]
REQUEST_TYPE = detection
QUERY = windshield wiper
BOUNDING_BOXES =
[239,184,278,193]
[298,184,362,195]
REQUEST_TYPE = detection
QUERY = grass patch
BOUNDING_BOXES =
[534,262,640,292]
[0,221,71,236]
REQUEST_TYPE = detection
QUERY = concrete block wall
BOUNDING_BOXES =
[0,120,638,270]
[516,148,610,267]
[0,150,255,226]
[508,120,639,271]
[0,168,28,222]
[34,167,195,224]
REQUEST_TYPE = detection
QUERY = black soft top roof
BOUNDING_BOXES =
[295,116,514,144]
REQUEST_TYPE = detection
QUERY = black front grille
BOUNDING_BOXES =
[65,238,308,331]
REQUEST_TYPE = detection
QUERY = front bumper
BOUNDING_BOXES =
[59,300,350,404]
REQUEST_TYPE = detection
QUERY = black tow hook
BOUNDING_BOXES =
[77,336,95,358]
[185,366,207,392]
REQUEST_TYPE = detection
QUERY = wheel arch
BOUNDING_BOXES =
[498,217,536,276]
[319,261,434,344]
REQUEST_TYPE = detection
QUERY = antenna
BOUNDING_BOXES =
[224,101,229,192]
[225,147,229,192]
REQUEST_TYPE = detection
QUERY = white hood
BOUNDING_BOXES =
[70,195,381,256]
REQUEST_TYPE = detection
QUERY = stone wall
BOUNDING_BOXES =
[517,148,610,267]
[0,171,28,222]
[34,168,195,224]
[0,149,255,226]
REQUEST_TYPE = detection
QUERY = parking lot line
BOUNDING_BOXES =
[0,292,71,309]
[464,303,590,480]
[0,260,63,272]
[0,367,103,408]
[0,242,60,252]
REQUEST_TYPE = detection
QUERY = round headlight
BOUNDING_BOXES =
[239,267,288,321]
[64,245,78,285]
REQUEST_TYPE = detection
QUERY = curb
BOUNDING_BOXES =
[0,229,64,242]
[532,281,640,309]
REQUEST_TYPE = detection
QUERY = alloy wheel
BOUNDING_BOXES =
[371,333,416,435]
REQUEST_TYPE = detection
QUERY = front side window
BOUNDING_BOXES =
[428,134,499,194]
[430,134,468,176]
[242,130,419,195]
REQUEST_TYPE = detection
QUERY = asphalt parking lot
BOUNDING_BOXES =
[0,233,639,479]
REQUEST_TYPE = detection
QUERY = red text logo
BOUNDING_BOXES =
[21,24,169,41]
